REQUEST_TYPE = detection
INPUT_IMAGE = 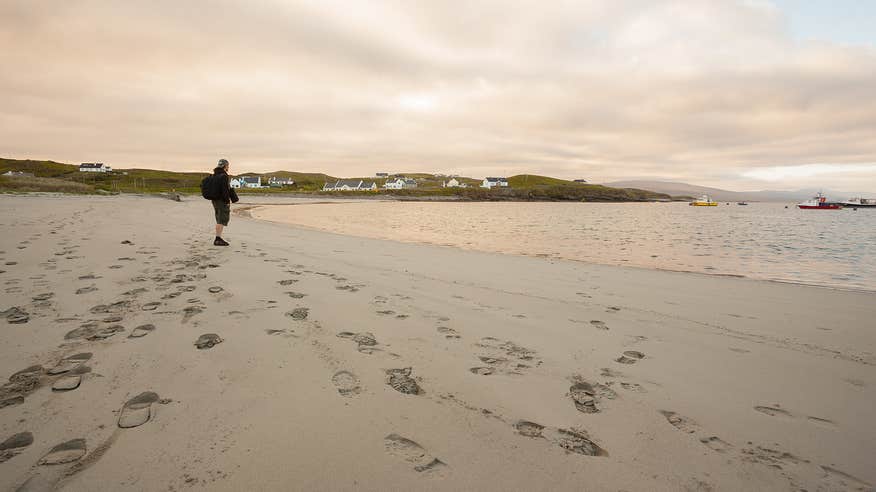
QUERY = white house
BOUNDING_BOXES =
[267,176,295,187]
[384,177,418,190]
[481,177,509,188]
[240,176,262,188]
[79,163,111,173]
[230,176,262,188]
[442,178,468,188]
[323,180,377,191]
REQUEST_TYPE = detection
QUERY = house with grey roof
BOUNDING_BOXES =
[230,176,262,188]
[481,177,509,189]
[384,177,417,190]
[323,180,378,191]
[79,163,111,173]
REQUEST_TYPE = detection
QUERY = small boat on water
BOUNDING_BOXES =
[840,197,876,208]
[797,192,842,210]
[737,201,748,206]
[689,194,718,206]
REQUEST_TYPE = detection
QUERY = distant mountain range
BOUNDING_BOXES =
[606,180,871,202]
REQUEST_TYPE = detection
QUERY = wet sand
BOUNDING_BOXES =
[0,194,874,491]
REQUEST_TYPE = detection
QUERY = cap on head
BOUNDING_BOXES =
[217,158,229,169]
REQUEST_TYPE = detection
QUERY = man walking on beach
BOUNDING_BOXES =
[211,158,238,246]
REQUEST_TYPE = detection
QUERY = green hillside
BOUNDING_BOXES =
[0,157,669,201]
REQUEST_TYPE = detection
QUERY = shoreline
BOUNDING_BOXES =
[245,201,876,295]
[1,194,874,491]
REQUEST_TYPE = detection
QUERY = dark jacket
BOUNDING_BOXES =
[213,167,239,204]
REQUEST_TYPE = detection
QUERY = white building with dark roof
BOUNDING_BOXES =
[79,163,111,173]
[384,177,417,190]
[230,176,262,188]
[481,177,509,188]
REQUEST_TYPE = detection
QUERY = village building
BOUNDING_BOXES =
[573,179,588,183]
[442,178,468,188]
[230,176,262,189]
[267,176,295,187]
[384,177,418,190]
[375,172,389,177]
[323,180,378,191]
[79,163,111,173]
[481,177,509,188]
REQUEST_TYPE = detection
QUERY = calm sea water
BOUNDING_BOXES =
[254,201,876,291]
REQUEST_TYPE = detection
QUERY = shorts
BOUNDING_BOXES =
[212,200,230,226]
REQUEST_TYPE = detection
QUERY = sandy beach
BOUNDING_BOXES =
[1,194,874,491]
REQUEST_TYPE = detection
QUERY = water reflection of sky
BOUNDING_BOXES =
[257,202,876,291]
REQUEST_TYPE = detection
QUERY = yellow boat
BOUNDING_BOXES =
[689,194,718,206]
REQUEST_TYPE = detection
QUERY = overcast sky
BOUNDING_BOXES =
[2,0,875,191]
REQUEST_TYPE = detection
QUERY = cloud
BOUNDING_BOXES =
[1,0,874,191]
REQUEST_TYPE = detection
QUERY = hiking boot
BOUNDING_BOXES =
[213,237,230,246]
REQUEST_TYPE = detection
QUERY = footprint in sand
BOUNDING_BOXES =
[141,302,161,311]
[516,422,608,457]
[37,438,87,465]
[88,325,125,341]
[52,374,83,391]
[331,371,362,397]
[337,331,380,354]
[550,428,608,456]
[118,392,160,428]
[514,421,545,438]
[615,351,645,364]
[2,306,30,324]
[48,353,92,375]
[0,431,33,463]
[32,293,54,302]
[472,337,541,375]
[285,291,306,299]
[208,286,224,293]
[700,436,732,453]
[568,380,616,414]
[659,410,698,434]
[590,320,609,330]
[384,434,448,476]
[277,279,297,286]
[807,416,836,427]
[753,405,793,418]
[195,333,222,349]
[129,324,156,338]
[286,308,309,320]
[386,368,423,395]
[437,326,461,339]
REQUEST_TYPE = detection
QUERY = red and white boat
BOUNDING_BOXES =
[797,192,842,210]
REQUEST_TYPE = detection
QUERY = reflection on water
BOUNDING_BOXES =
[254,201,876,291]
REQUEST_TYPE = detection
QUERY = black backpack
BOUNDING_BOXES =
[201,175,217,200]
